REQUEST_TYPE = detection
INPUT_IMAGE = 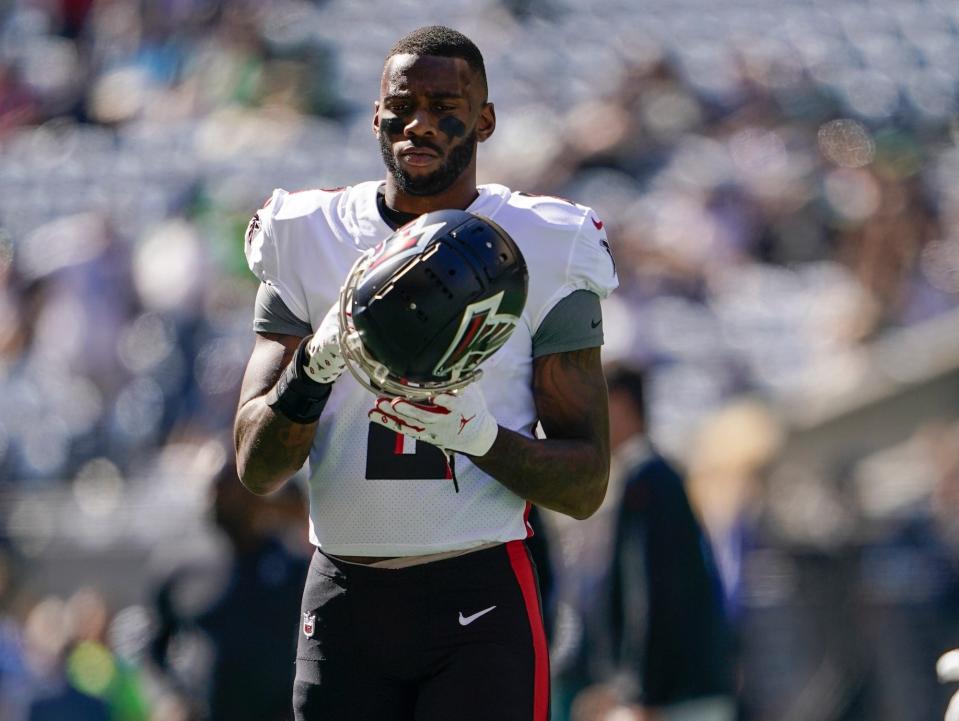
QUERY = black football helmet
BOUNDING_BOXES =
[339,209,528,400]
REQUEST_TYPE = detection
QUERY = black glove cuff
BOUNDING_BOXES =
[265,335,332,424]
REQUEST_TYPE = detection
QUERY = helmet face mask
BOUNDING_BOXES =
[338,210,528,400]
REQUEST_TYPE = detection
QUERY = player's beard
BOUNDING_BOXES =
[380,130,477,197]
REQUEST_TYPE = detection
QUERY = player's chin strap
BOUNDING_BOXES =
[337,249,483,402]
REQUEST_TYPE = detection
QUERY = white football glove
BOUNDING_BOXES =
[303,302,346,385]
[368,385,499,457]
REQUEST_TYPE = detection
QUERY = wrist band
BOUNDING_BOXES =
[265,335,332,424]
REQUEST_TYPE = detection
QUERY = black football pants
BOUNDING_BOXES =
[292,540,550,721]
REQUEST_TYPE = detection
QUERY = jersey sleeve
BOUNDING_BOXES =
[244,188,310,324]
[532,204,619,335]
[532,289,604,357]
[569,209,618,299]
[254,283,312,336]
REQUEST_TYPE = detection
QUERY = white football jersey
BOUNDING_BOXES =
[246,181,618,556]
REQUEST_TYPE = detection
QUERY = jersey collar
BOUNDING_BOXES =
[358,182,511,243]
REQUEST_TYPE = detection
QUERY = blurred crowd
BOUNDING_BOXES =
[0,455,311,721]
[2,0,959,719]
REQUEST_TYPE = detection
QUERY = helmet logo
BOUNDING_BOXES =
[366,215,447,273]
[340,209,527,401]
[433,291,517,380]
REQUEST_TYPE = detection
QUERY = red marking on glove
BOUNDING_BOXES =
[370,402,426,434]
[458,414,476,434]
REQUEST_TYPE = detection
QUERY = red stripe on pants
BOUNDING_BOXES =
[506,540,549,721]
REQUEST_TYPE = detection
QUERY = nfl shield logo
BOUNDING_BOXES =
[302,612,316,638]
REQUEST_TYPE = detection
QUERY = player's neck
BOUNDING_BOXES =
[383,174,479,216]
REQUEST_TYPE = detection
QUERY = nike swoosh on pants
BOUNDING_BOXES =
[458,605,496,626]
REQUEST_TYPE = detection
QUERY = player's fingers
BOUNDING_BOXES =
[390,399,449,424]
[391,396,449,414]
[392,407,435,427]
[375,397,423,422]
[425,392,460,411]
[375,397,423,424]
[368,407,426,434]
[368,407,401,432]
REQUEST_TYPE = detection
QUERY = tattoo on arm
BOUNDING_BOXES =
[234,332,317,494]
[470,347,610,519]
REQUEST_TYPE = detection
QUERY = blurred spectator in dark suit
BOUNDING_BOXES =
[571,364,735,721]
[148,461,309,721]
[527,503,558,643]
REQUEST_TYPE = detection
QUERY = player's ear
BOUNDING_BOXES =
[476,102,495,143]
[372,100,381,137]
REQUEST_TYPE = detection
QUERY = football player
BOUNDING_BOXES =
[234,25,618,721]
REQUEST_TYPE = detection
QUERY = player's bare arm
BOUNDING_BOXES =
[470,346,610,520]
[234,332,316,495]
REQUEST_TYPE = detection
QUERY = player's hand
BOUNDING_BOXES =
[368,385,499,457]
[303,302,346,385]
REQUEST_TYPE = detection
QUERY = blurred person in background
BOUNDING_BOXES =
[233,24,616,721]
[568,364,734,721]
[21,596,109,721]
[682,402,782,721]
[684,403,782,628]
[61,587,149,721]
[852,421,959,721]
[18,587,151,721]
[0,547,30,721]
[148,461,309,721]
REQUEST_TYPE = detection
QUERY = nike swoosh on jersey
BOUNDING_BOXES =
[591,216,604,230]
[591,319,602,328]
[458,605,497,626]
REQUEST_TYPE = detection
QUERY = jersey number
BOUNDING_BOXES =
[365,422,454,480]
